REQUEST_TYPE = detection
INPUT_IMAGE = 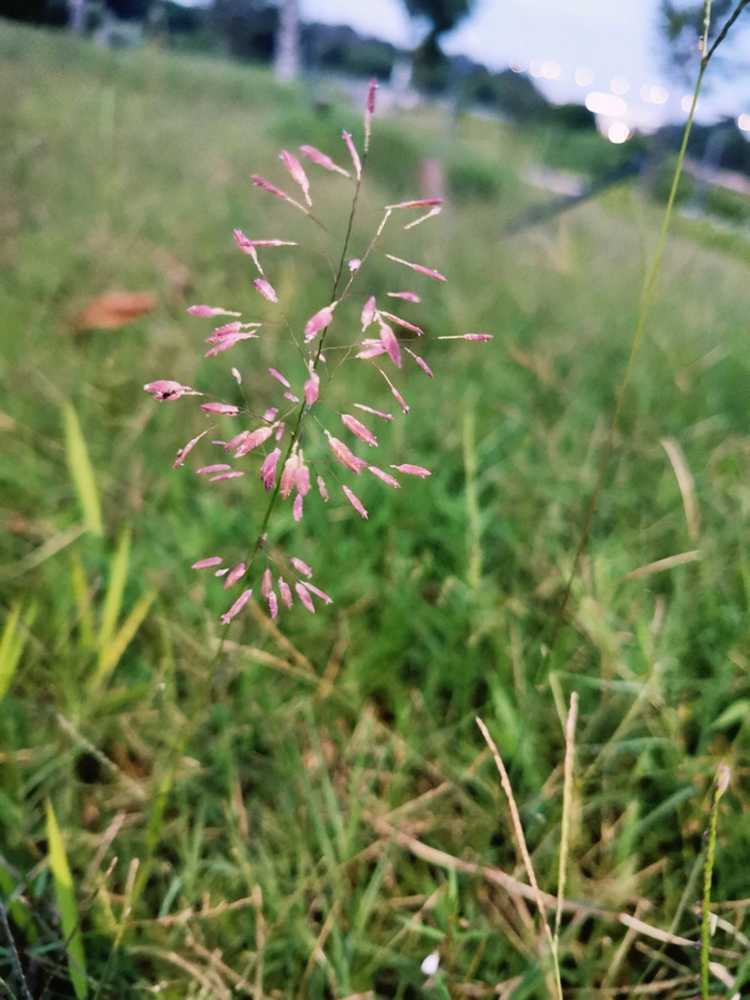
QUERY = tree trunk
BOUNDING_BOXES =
[274,0,300,82]
[69,0,86,33]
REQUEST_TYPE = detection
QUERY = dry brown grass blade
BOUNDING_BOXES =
[661,437,701,542]
[625,550,700,580]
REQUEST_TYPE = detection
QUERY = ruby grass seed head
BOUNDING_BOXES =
[144,82,493,628]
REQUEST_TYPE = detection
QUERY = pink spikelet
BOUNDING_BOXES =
[378,321,402,368]
[357,338,387,361]
[386,198,443,210]
[387,291,421,303]
[254,278,279,303]
[354,403,392,422]
[341,413,378,448]
[201,402,240,416]
[317,475,329,502]
[437,333,494,342]
[291,556,313,578]
[187,304,241,318]
[224,561,247,588]
[302,582,333,605]
[342,485,368,519]
[304,369,320,406]
[173,430,207,468]
[233,228,263,274]
[405,347,434,377]
[209,470,245,482]
[379,311,424,336]
[145,380,199,402]
[268,368,291,389]
[232,425,274,458]
[385,253,447,282]
[251,174,307,214]
[361,295,377,331]
[197,464,232,476]
[391,464,431,478]
[293,494,304,522]
[326,432,367,473]
[364,78,377,152]
[278,577,294,608]
[260,448,281,490]
[279,149,312,207]
[378,368,410,414]
[192,556,223,570]
[368,465,400,488]
[220,588,252,625]
[295,581,316,614]
[304,302,337,341]
[299,144,350,178]
[261,568,273,597]
[341,130,362,181]
[267,590,279,620]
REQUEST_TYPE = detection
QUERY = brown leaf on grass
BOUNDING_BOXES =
[73,291,157,331]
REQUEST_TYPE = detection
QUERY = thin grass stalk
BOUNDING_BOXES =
[476,716,562,1000]
[546,0,750,657]
[553,692,578,963]
[701,764,730,998]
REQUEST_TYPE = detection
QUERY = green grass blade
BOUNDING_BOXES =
[90,590,156,691]
[46,799,88,999]
[62,402,103,537]
[70,551,95,650]
[97,529,131,653]
[0,603,34,701]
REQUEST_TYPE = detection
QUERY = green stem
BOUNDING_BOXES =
[701,765,730,998]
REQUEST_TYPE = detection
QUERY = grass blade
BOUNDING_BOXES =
[46,799,88,999]
[62,402,103,537]
[97,529,131,653]
[0,603,35,701]
[90,589,156,691]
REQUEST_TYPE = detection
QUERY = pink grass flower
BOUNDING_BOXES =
[385,253,447,282]
[197,464,232,475]
[295,581,316,614]
[233,228,263,273]
[261,568,273,597]
[173,430,207,468]
[304,302,337,341]
[231,367,242,384]
[348,257,362,272]
[378,368,410,414]
[280,453,302,498]
[342,485,368,519]
[293,494,304,522]
[317,475,329,502]
[263,407,279,422]
[387,290,421,303]
[325,432,367,473]
[304,370,320,406]
[144,380,199,402]
[356,338,387,360]
[379,311,424,336]
[187,304,241,318]
[267,590,279,620]
[341,130,362,180]
[220,588,252,624]
[302,581,333,605]
[268,367,291,389]
[209,470,245,482]
[249,238,298,248]
[361,295,377,331]
[405,347,433,377]
[341,413,378,448]
[224,561,247,588]
[291,556,313,578]
[232,425,274,457]
[391,463,431,478]
[295,459,311,497]
[279,149,312,207]
[278,576,293,608]
[204,332,259,358]
[251,174,307,213]
[299,144,350,177]
[201,402,240,416]
[354,403,392,422]
[368,465,400,488]
[364,78,377,151]
[378,321,402,368]
[192,556,223,570]
[260,447,281,490]
[253,277,279,304]
[437,332,494,342]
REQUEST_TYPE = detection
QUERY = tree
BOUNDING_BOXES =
[402,0,475,92]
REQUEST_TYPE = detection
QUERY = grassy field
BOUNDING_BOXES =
[2,21,750,998]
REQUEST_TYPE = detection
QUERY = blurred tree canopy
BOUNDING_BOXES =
[402,0,475,91]
[660,0,750,77]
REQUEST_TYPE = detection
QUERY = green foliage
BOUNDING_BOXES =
[46,800,88,998]
[2,22,750,997]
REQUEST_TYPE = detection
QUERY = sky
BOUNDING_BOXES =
[302,0,750,130]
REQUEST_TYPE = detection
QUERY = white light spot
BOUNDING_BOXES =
[738,113,750,133]
[585,91,627,117]
[575,66,594,87]
[681,95,693,113]
[642,84,669,105]
[611,76,630,96]
[540,60,561,80]
[420,951,440,976]
[608,121,631,144]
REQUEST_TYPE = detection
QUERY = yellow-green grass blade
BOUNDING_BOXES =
[46,800,88,999]
[62,402,103,537]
